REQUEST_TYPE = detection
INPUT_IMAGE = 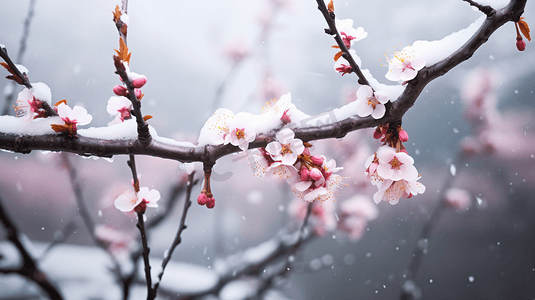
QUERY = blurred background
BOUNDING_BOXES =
[0,0,534,299]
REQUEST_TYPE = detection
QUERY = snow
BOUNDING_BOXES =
[362,69,405,101]
[242,238,279,264]
[0,115,60,135]
[30,82,52,103]
[15,64,28,74]
[219,278,259,300]
[142,258,219,294]
[0,242,21,269]
[411,16,486,67]
[476,0,509,7]
[120,14,130,26]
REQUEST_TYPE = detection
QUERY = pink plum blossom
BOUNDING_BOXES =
[52,103,93,136]
[288,198,336,236]
[14,88,43,121]
[335,18,367,48]
[261,93,292,124]
[444,188,471,210]
[107,96,132,124]
[338,195,378,241]
[355,85,389,119]
[373,177,425,205]
[376,146,418,181]
[292,157,343,202]
[198,108,235,146]
[334,49,361,76]
[224,118,256,151]
[114,187,160,213]
[385,45,426,82]
[266,128,304,165]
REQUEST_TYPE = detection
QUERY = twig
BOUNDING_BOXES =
[2,0,37,115]
[61,153,124,281]
[462,0,495,16]
[151,172,198,300]
[399,156,463,300]
[316,0,370,86]
[253,202,313,297]
[0,195,64,300]
[136,210,153,299]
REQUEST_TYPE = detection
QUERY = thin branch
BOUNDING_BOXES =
[462,0,495,16]
[136,211,153,299]
[151,172,198,300]
[61,153,124,280]
[316,0,370,86]
[0,195,64,300]
[253,202,313,297]
[399,155,464,300]
[2,0,37,115]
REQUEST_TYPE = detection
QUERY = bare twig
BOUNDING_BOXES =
[61,153,125,280]
[151,172,198,300]
[0,195,63,300]
[136,210,153,299]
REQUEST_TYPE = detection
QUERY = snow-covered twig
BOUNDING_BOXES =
[462,0,495,16]
[316,0,370,86]
[0,195,64,300]
[1,0,37,115]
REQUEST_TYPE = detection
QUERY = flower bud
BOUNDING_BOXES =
[206,198,215,209]
[197,193,208,206]
[373,127,383,139]
[516,37,526,51]
[134,89,142,99]
[300,167,310,181]
[309,168,323,181]
[113,85,128,96]
[302,148,311,156]
[281,109,291,124]
[134,200,147,213]
[310,155,324,166]
[132,76,147,88]
[398,129,409,142]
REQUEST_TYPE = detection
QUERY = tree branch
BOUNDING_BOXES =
[151,172,198,299]
[316,0,370,86]
[0,195,64,300]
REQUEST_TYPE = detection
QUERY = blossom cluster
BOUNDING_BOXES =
[365,125,425,205]
[12,71,93,137]
[251,128,344,203]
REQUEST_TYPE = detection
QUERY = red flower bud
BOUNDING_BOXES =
[134,89,142,99]
[281,109,291,124]
[516,37,526,51]
[113,85,128,96]
[132,76,147,88]
[310,155,324,166]
[300,167,310,181]
[206,198,215,209]
[373,127,383,139]
[197,193,208,206]
[302,148,311,156]
[398,129,409,142]
[309,168,323,181]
